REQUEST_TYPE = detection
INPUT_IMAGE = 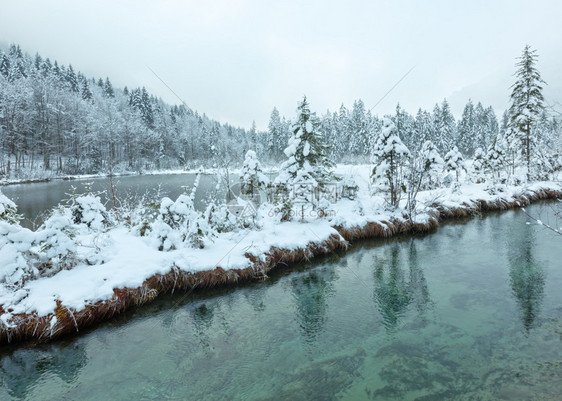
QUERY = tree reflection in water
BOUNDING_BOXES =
[190,302,216,351]
[372,240,431,331]
[507,221,545,332]
[290,265,338,345]
[0,342,87,399]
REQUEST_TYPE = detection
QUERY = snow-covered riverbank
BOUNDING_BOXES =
[0,163,560,345]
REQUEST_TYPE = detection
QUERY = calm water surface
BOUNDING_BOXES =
[1,203,562,400]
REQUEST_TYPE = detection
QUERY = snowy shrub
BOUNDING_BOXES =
[0,191,21,225]
[277,197,294,223]
[150,194,212,251]
[0,222,36,287]
[0,193,77,284]
[71,195,109,231]
[123,197,159,235]
[240,150,269,196]
[34,208,77,277]
[205,202,238,233]
[0,192,38,287]
[316,198,332,218]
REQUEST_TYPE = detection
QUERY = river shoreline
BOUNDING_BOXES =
[1,183,560,346]
[0,170,194,187]
[0,166,283,187]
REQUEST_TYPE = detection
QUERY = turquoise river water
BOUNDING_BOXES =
[1,202,562,400]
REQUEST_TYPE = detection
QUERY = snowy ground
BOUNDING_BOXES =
[0,164,560,329]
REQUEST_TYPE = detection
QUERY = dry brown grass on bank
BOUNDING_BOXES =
[1,187,561,346]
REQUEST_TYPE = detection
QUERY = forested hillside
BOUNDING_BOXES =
[1,44,560,180]
[0,44,259,178]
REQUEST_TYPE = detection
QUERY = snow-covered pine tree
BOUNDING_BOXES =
[240,150,269,196]
[335,104,350,158]
[320,111,337,160]
[8,49,26,81]
[457,100,476,156]
[444,146,465,183]
[103,77,115,98]
[81,79,93,102]
[432,100,456,153]
[412,109,433,153]
[65,64,79,93]
[267,107,284,160]
[394,103,416,151]
[485,132,507,182]
[483,106,499,150]
[371,117,411,208]
[349,100,368,156]
[274,96,336,217]
[532,148,554,180]
[508,45,546,181]
[0,53,10,79]
[470,147,486,183]
[418,140,444,189]
[502,123,520,176]
[70,193,110,233]
[473,102,487,151]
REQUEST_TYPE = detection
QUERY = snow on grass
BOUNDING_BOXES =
[0,165,561,327]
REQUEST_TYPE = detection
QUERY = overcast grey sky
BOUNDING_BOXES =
[1,0,561,129]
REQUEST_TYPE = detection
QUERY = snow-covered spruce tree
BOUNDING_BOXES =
[443,146,465,183]
[413,109,434,153]
[485,133,507,183]
[274,96,336,220]
[503,124,521,177]
[371,117,411,208]
[393,104,416,152]
[532,148,554,180]
[457,100,476,156]
[240,150,269,196]
[470,147,486,183]
[432,100,456,154]
[418,140,444,189]
[267,107,286,160]
[508,45,546,181]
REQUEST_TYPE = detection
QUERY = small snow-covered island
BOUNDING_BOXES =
[0,44,561,347]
